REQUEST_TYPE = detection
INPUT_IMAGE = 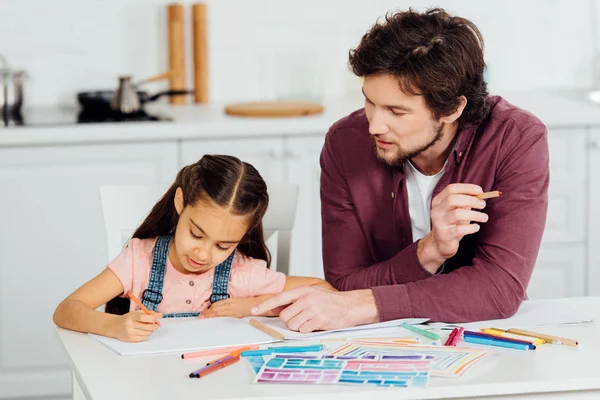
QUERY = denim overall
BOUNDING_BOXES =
[139,235,234,318]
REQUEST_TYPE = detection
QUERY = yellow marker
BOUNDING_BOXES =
[483,328,545,346]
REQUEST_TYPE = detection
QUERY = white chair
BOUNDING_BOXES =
[99,183,298,274]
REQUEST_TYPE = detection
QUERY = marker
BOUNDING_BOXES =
[189,356,240,378]
[463,330,536,349]
[240,344,324,357]
[463,335,532,351]
[205,346,257,366]
[126,291,160,326]
[401,323,441,341]
[444,328,459,346]
[181,344,259,360]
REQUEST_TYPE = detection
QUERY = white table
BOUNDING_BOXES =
[57,297,600,400]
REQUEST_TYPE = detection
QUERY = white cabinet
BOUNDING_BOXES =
[179,137,286,185]
[588,129,600,296]
[528,244,586,299]
[0,142,178,399]
[527,129,589,299]
[542,130,587,243]
[286,136,325,278]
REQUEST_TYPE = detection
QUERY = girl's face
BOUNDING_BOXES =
[171,188,250,274]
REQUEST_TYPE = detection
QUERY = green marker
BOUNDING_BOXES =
[401,322,441,341]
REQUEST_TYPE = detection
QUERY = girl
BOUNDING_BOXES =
[53,155,333,343]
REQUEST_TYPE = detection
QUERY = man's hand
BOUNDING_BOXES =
[251,286,379,333]
[418,183,488,273]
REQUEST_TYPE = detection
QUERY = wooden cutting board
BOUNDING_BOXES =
[224,101,324,117]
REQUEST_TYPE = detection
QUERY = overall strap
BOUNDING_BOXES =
[141,235,172,311]
[163,312,200,318]
[210,250,236,303]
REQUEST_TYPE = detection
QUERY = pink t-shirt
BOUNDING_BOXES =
[108,238,286,314]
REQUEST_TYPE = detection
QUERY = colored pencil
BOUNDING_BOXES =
[249,319,285,341]
[476,191,502,200]
[507,328,578,347]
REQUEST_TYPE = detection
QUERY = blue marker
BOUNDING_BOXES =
[463,335,532,351]
[240,344,324,357]
[463,330,536,350]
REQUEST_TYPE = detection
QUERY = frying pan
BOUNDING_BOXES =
[77,89,193,112]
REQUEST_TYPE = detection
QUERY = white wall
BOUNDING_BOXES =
[0,0,595,107]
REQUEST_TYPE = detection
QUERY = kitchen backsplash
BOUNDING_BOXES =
[0,0,594,107]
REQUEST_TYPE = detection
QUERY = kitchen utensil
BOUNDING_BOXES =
[192,2,209,103]
[77,89,192,113]
[111,76,140,114]
[168,3,186,104]
[224,101,324,117]
[0,55,26,118]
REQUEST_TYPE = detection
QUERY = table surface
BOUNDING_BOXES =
[57,296,600,400]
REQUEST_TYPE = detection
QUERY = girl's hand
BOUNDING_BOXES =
[110,310,162,342]
[200,297,264,319]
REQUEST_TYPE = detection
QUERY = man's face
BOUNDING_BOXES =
[363,73,444,166]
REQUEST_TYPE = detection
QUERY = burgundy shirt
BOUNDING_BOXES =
[320,96,549,323]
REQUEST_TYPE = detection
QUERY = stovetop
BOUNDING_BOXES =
[77,109,166,123]
[2,108,172,127]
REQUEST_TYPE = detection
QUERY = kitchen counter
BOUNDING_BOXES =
[1,90,599,148]
[0,99,364,148]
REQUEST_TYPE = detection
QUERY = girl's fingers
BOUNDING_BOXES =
[135,313,161,324]
[130,333,152,342]
[133,324,158,333]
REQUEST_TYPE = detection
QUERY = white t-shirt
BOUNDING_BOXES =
[404,160,445,242]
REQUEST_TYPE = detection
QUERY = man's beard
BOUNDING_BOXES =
[372,121,444,167]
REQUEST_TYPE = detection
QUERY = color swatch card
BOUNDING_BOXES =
[90,317,278,356]
[327,343,493,378]
[243,338,421,374]
[242,317,429,340]
[255,354,432,387]
[246,355,273,374]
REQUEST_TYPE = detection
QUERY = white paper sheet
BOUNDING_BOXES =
[244,317,430,340]
[428,300,593,330]
[90,317,278,356]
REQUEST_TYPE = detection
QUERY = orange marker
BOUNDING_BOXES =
[190,356,240,378]
[205,346,258,365]
[126,291,161,326]
[181,344,259,360]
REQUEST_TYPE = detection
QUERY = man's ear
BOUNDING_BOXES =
[439,96,467,124]
[174,187,184,216]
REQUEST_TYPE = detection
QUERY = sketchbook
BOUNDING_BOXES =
[91,316,430,356]
[243,317,430,340]
[90,317,278,356]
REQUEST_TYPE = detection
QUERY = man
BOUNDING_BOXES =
[252,8,549,332]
